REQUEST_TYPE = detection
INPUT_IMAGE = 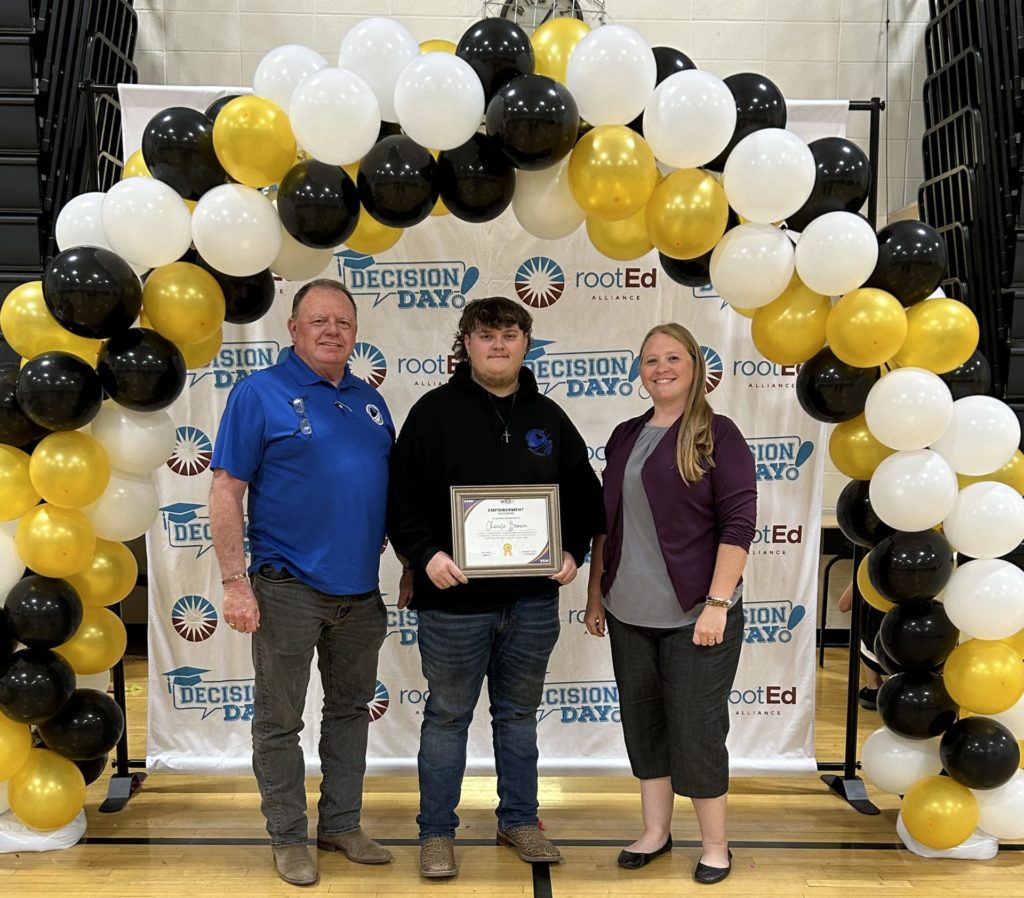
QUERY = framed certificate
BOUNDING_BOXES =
[450,484,562,579]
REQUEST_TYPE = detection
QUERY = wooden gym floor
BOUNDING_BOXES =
[1,653,1021,897]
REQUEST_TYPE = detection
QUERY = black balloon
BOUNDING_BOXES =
[939,349,991,400]
[628,46,695,133]
[97,328,186,412]
[879,600,959,670]
[0,369,48,446]
[868,530,954,605]
[877,670,958,739]
[705,72,787,171]
[836,479,894,548]
[865,220,947,306]
[38,688,125,760]
[456,17,534,103]
[16,352,103,431]
[204,94,242,123]
[0,605,16,671]
[377,120,403,142]
[75,751,110,786]
[795,346,879,423]
[196,258,276,326]
[4,576,83,650]
[437,134,516,224]
[872,630,905,675]
[142,106,228,200]
[357,136,438,228]
[785,137,871,233]
[940,717,1020,790]
[486,74,579,170]
[277,160,360,249]
[0,648,76,724]
[43,246,142,338]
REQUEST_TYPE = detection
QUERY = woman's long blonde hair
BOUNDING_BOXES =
[640,323,715,484]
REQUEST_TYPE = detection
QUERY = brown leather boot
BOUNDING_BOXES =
[316,827,392,864]
[271,844,318,886]
[496,825,562,863]
[419,836,457,878]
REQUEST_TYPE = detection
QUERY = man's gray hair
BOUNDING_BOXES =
[291,279,358,321]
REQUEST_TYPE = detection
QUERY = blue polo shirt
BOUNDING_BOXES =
[211,350,394,595]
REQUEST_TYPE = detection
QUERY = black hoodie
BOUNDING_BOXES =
[387,361,603,611]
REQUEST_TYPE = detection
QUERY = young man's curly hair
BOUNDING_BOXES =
[451,297,533,363]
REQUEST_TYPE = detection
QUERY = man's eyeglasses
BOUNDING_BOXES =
[290,397,312,436]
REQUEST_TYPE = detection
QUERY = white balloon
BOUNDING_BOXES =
[83,469,158,541]
[974,769,1024,839]
[930,395,1021,476]
[512,157,585,239]
[709,223,794,308]
[991,693,1024,739]
[393,53,485,151]
[55,191,109,252]
[90,403,176,474]
[862,727,942,795]
[0,529,23,600]
[865,368,954,451]
[271,226,335,281]
[940,559,1024,641]
[192,184,282,278]
[565,24,656,126]
[794,211,879,295]
[100,177,192,269]
[723,128,815,224]
[944,482,1024,559]
[869,449,959,532]
[289,67,381,166]
[253,44,327,111]
[337,16,420,123]
[643,70,736,169]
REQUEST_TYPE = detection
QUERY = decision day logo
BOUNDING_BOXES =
[188,341,285,389]
[336,249,479,309]
[538,678,621,724]
[170,594,218,642]
[743,600,807,645]
[523,338,641,398]
[166,425,213,476]
[348,341,388,388]
[746,436,815,481]
[160,502,248,558]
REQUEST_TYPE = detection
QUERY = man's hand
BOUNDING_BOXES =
[426,551,468,589]
[398,569,414,608]
[223,580,260,633]
[550,551,577,585]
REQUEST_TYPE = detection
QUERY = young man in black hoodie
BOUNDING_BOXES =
[388,296,603,878]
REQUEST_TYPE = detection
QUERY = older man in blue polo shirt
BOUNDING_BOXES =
[210,278,394,887]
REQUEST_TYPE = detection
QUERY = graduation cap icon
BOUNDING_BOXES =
[160,502,206,526]
[163,666,209,688]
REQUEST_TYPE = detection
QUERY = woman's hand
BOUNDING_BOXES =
[584,590,606,637]
[693,604,728,646]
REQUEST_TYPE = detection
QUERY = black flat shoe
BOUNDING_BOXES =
[694,849,732,884]
[617,835,672,869]
[858,686,879,710]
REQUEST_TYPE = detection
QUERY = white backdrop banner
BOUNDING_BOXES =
[128,85,845,776]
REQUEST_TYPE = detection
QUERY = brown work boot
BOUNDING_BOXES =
[316,827,393,864]
[271,844,318,886]
[496,825,563,863]
[420,835,457,878]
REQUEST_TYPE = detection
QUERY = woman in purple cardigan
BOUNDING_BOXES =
[585,323,757,885]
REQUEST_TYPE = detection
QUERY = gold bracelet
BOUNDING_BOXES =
[704,595,732,608]
[221,573,248,585]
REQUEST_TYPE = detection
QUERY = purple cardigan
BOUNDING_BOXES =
[600,410,758,612]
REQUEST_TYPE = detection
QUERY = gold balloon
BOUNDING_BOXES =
[752,277,831,365]
[958,449,1024,494]
[531,16,590,84]
[568,126,658,222]
[121,148,150,179]
[344,207,402,254]
[901,775,979,850]
[828,414,895,480]
[944,639,1024,715]
[66,538,138,607]
[0,713,32,780]
[29,431,110,509]
[213,95,297,188]
[586,207,653,261]
[857,553,895,613]
[143,262,226,346]
[15,504,96,578]
[0,444,40,521]
[179,326,224,369]
[892,298,980,373]
[1002,627,1024,659]
[729,304,757,319]
[0,280,102,365]
[420,39,456,54]
[55,605,128,675]
[825,288,907,368]
[645,169,728,259]
[8,748,87,831]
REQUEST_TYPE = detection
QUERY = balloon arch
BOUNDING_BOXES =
[2,14,1024,850]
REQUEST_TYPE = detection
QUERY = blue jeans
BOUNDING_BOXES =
[251,572,386,847]
[415,595,561,839]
